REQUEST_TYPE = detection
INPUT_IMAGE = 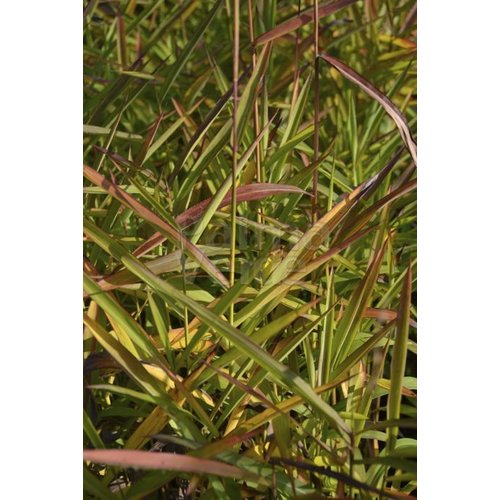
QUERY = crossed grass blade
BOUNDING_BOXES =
[84,0,416,495]
[84,219,352,444]
[84,165,229,288]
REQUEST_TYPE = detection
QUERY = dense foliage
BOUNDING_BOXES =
[83,0,417,498]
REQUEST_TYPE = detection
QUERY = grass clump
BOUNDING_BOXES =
[84,0,416,497]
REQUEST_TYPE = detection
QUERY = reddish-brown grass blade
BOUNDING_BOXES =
[135,113,166,167]
[83,449,259,481]
[130,183,307,258]
[83,165,229,288]
[177,183,308,227]
[363,307,417,328]
[254,0,357,46]
[320,53,417,163]
[131,233,167,259]
[399,2,417,35]
[82,183,308,297]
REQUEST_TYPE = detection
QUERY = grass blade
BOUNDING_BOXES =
[387,264,413,450]
[330,240,388,368]
[160,0,223,102]
[84,223,352,444]
[255,0,357,45]
[177,183,307,228]
[83,165,229,288]
[83,449,267,484]
[320,52,417,163]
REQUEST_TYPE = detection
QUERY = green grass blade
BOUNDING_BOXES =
[387,265,413,451]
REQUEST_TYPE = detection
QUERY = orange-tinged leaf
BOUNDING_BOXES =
[264,152,399,289]
[363,307,417,328]
[125,406,170,450]
[378,34,417,50]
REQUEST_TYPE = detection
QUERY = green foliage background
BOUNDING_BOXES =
[84,0,416,497]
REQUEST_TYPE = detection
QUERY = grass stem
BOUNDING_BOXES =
[230,0,240,323]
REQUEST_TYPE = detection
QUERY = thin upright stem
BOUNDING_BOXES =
[247,0,264,236]
[247,0,261,186]
[291,1,302,107]
[312,0,320,223]
[312,0,321,387]
[229,0,240,323]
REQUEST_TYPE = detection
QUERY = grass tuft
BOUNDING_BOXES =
[84,0,417,497]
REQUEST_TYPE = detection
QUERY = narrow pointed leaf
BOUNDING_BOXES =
[177,183,307,227]
[387,265,413,450]
[160,0,223,102]
[320,52,417,163]
[255,0,357,45]
[83,165,229,288]
[264,158,396,289]
[83,223,352,443]
[83,449,266,483]
[330,241,388,368]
